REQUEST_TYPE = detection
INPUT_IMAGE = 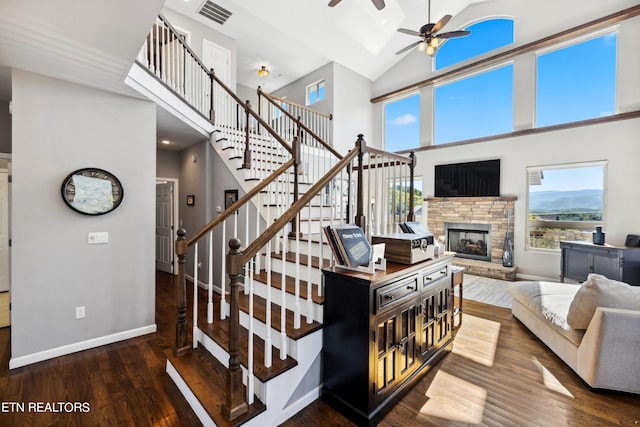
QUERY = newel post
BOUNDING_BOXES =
[354,134,366,232]
[407,150,416,222]
[174,228,191,357]
[243,100,252,169]
[222,238,249,420]
[289,134,301,237]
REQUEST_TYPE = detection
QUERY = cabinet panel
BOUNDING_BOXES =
[592,253,620,279]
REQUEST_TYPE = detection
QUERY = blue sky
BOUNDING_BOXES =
[384,19,617,156]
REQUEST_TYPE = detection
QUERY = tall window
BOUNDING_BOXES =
[527,162,606,251]
[434,64,513,144]
[536,32,617,127]
[436,18,514,70]
[306,80,325,105]
[384,93,420,152]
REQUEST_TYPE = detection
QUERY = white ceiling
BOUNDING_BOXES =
[163,0,489,92]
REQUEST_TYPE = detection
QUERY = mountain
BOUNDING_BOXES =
[529,189,602,212]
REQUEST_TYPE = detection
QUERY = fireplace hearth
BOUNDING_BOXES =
[445,222,491,262]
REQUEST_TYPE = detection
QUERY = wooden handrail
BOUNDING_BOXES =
[260,88,333,120]
[157,14,210,75]
[187,158,296,246]
[257,87,342,160]
[211,73,293,155]
[234,136,364,270]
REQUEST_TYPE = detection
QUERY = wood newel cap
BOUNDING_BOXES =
[356,134,367,153]
[176,228,187,256]
[227,238,244,276]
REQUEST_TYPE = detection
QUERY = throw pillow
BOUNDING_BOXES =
[566,273,640,329]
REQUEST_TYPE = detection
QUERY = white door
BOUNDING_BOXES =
[202,39,231,126]
[156,181,174,274]
[0,169,9,292]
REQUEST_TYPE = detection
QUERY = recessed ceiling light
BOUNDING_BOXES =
[161,140,171,145]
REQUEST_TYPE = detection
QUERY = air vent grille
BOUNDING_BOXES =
[198,1,232,25]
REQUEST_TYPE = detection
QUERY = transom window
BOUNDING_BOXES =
[306,80,325,106]
[527,162,606,251]
[435,18,514,70]
[536,32,617,127]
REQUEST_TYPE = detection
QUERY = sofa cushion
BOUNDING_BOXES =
[508,281,585,346]
[567,274,640,329]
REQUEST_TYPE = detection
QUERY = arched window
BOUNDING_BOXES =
[435,18,514,70]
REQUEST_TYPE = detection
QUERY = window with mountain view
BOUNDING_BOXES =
[527,162,606,250]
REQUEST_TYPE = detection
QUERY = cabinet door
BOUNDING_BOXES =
[593,253,621,280]
[420,290,436,360]
[375,302,419,402]
[434,283,451,349]
[564,248,592,280]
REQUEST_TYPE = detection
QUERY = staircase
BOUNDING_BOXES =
[136,15,417,427]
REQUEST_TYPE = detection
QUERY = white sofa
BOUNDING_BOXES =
[508,274,640,394]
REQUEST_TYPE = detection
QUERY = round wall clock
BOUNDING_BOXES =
[61,168,124,215]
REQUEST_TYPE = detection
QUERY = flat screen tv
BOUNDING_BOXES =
[434,159,500,197]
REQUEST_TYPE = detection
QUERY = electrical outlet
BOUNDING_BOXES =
[76,306,86,319]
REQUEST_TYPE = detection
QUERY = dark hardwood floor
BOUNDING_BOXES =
[1,271,639,426]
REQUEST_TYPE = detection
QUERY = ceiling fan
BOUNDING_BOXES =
[328,0,385,11]
[395,0,470,56]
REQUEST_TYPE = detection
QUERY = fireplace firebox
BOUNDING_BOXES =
[445,222,491,262]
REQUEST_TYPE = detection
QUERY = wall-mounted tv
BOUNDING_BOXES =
[434,159,500,197]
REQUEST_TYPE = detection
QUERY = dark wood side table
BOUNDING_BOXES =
[451,266,464,327]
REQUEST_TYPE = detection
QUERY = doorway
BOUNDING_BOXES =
[156,178,179,274]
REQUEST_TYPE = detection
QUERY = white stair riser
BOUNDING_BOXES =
[250,278,323,323]
[265,256,324,285]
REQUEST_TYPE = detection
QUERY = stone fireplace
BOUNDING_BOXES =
[426,196,517,280]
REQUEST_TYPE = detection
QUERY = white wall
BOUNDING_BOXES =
[332,63,373,155]
[11,70,156,363]
[162,7,238,92]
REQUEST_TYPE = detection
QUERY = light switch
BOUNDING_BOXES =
[88,232,109,244]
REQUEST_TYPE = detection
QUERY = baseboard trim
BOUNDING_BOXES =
[9,324,157,369]
[274,385,322,426]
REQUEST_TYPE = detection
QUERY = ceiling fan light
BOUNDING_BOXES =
[258,66,269,77]
[426,44,436,56]
[430,37,440,48]
[417,41,427,52]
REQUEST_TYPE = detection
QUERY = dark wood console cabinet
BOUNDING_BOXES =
[321,254,455,425]
[560,240,640,285]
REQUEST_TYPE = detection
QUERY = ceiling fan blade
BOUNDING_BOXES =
[437,30,471,39]
[328,0,341,7]
[397,28,422,37]
[372,0,385,10]
[431,14,452,34]
[396,42,420,55]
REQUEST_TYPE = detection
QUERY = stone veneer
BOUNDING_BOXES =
[426,196,517,280]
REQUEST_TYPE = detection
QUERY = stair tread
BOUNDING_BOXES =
[197,290,298,382]
[252,269,325,305]
[166,346,266,427]
[269,251,332,270]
